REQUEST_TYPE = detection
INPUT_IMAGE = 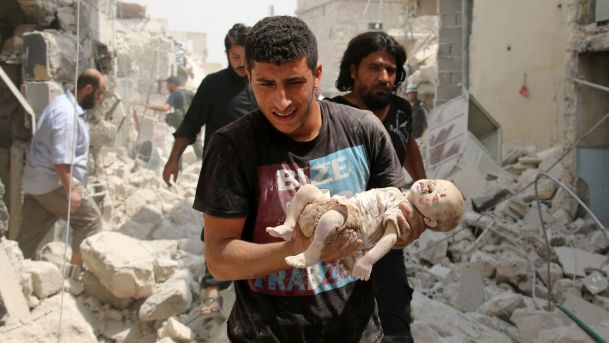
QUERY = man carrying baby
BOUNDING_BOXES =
[195,16,426,342]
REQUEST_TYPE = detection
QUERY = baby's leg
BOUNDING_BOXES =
[266,184,327,240]
[352,223,398,281]
[285,209,345,268]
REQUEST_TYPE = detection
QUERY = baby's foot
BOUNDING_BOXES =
[285,253,318,268]
[266,224,293,240]
[351,259,372,281]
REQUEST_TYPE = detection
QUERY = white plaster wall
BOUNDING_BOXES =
[469,0,570,148]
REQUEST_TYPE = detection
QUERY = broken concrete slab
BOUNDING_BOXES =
[454,267,485,312]
[510,309,564,343]
[411,292,512,342]
[138,270,193,322]
[81,231,155,299]
[495,197,529,220]
[552,278,583,304]
[521,177,558,202]
[22,31,80,83]
[0,293,97,342]
[554,247,608,277]
[81,271,132,309]
[478,292,526,321]
[559,293,609,326]
[582,271,608,295]
[157,317,192,342]
[37,241,71,271]
[0,243,30,322]
[536,262,563,288]
[467,250,497,278]
[21,260,63,299]
[17,0,58,26]
[471,180,512,212]
[537,321,609,343]
[495,257,528,286]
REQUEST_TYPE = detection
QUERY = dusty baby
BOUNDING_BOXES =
[266,179,465,281]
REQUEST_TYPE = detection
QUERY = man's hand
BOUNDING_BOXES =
[162,160,179,187]
[395,201,426,247]
[69,187,81,213]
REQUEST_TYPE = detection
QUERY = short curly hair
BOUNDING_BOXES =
[245,16,318,71]
[335,31,407,92]
[224,23,250,51]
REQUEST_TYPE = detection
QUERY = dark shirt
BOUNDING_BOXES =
[411,100,428,139]
[330,95,413,166]
[173,67,257,152]
[166,90,184,110]
[195,100,404,342]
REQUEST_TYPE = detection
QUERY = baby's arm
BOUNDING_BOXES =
[351,221,399,281]
[266,184,327,240]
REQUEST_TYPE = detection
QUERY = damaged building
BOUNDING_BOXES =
[0,0,608,342]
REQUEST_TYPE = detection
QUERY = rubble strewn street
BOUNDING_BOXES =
[1,0,609,342]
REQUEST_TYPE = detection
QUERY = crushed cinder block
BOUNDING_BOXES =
[118,220,157,240]
[138,270,193,322]
[454,267,485,312]
[37,241,71,271]
[495,257,528,286]
[21,260,63,299]
[22,31,79,83]
[467,251,497,278]
[81,271,132,309]
[552,278,583,304]
[411,292,513,342]
[428,265,452,279]
[521,178,558,202]
[582,271,608,295]
[418,231,448,265]
[509,309,564,343]
[154,259,179,283]
[478,292,526,321]
[554,247,607,277]
[536,262,563,287]
[64,278,84,296]
[552,186,579,220]
[157,317,193,342]
[494,198,528,220]
[81,231,155,299]
[471,180,512,212]
[17,0,58,26]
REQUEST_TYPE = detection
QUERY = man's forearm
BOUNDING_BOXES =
[168,137,192,163]
[53,164,76,191]
[205,237,298,281]
[144,103,170,112]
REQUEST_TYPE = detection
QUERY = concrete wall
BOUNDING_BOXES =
[297,0,407,96]
[468,0,570,148]
[170,31,207,61]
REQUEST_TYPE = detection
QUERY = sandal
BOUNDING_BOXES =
[200,295,224,319]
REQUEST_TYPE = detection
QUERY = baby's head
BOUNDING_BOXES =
[405,179,464,232]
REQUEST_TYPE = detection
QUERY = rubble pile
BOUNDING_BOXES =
[407,144,609,342]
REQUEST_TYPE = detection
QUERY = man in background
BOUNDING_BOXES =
[331,31,426,343]
[18,68,106,269]
[162,23,257,319]
[405,83,428,139]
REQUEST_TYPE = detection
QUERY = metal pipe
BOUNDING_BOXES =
[0,65,37,135]
[534,171,609,311]
[556,303,608,343]
[573,78,609,94]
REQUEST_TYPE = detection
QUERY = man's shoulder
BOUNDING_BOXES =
[391,94,409,107]
[202,68,231,83]
[214,110,261,139]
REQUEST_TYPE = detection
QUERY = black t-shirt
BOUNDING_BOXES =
[173,67,257,152]
[195,100,404,342]
[331,95,413,166]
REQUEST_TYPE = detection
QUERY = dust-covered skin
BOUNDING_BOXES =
[267,181,464,281]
